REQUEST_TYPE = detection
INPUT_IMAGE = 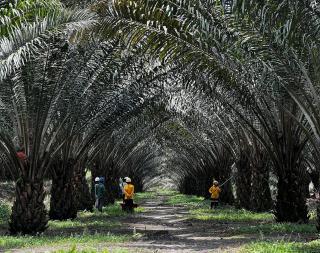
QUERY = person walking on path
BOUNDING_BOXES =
[95,177,106,212]
[123,177,134,212]
[209,180,221,209]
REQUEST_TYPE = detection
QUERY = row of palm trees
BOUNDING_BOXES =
[0,0,320,234]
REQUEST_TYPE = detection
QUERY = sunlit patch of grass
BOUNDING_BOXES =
[0,233,133,250]
[235,222,317,235]
[134,192,156,202]
[102,202,145,216]
[190,207,274,222]
[165,193,205,207]
[48,203,145,232]
[49,218,119,230]
[240,240,320,253]
[158,189,179,196]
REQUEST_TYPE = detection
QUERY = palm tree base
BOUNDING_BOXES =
[275,175,309,223]
[49,178,77,220]
[9,179,48,235]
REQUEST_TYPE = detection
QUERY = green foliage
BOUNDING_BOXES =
[0,0,97,80]
[0,0,63,36]
[0,201,10,224]
[190,207,274,222]
[240,240,320,253]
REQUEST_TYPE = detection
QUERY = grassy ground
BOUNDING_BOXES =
[190,207,273,222]
[164,191,320,252]
[1,187,319,253]
[240,240,320,253]
[52,246,145,253]
[0,194,148,251]
[0,234,133,250]
[165,192,206,207]
[234,222,318,235]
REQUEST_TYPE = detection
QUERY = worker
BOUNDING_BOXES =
[94,177,106,212]
[123,177,134,212]
[209,180,221,209]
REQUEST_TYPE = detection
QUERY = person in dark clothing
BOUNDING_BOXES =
[94,177,106,212]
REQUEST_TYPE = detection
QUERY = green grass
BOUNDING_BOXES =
[235,222,317,235]
[134,191,156,202]
[165,193,205,207]
[102,202,145,216]
[158,189,179,196]
[48,203,145,232]
[53,245,142,253]
[190,207,274,222]
[53,249,129,253]
[48,217,119,230]
[240,240,320,253]
[0,202,143,233]
[0,233,133,250]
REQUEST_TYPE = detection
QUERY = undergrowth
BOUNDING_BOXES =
[0,201,10,225]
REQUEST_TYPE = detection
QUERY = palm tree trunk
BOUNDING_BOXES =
[73,165,93,212]
[104,176,116,205]
[235,152,252,209]
[49,161,77,220]
[275,168,309,222]
[317,201,320,231]
[9,178,48,235]
[250,154,272,211]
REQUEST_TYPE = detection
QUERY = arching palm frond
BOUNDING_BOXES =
[0,1,97,81]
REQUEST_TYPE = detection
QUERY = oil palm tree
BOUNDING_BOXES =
[100,0,318,223]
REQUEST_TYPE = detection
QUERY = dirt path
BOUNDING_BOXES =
[6,194,263,253]
[119,194,250,253]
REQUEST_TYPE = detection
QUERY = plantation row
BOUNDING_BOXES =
[0,0,320,238]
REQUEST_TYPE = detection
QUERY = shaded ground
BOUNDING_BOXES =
[2,191,319,253]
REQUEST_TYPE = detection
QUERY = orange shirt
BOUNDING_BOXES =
[124,184,134,200]
[209,185,221,199]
